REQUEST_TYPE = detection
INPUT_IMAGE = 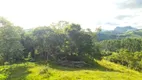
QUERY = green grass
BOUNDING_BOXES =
[0,60,142,80]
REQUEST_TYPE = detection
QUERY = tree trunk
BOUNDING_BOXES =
[31,47,35,59]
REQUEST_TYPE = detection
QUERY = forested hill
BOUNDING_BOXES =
[1,17,142,80]
[97,26,142,41]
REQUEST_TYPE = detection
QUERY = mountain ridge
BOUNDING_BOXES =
[98,26,142,41]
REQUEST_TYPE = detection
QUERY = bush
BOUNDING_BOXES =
[28,52,32,60]
[0,56,4,65]
[105,49,142,71]
[39,66,51,78]
[101,50,112,56]
[39,67,49,74]
[4,62,10,65]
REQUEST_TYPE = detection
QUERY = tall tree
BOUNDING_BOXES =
[0,18,24,63]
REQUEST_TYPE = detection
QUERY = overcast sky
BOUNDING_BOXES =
[0,0,142,30]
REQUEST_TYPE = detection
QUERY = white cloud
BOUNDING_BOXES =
[117,0,142,9]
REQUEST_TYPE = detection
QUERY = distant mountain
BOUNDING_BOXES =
[98,26,141,41]
[114,26,137,33]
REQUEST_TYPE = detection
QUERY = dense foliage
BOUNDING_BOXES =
[1,17,142,72]
[0,18,100,66]
[105,50,142,71]
[99,38,142,71]
[100,38,142,53]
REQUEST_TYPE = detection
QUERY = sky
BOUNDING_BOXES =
[0,0,142,30]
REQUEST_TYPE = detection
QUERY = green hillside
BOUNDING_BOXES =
[1,17,142,80]
[98,26,142,41]
[0,60,142,80]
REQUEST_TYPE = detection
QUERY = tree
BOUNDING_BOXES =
[63,23,97,62]
[21,29,35,59]
[0,18,24,63]
[95,26,102,41]
[33,26,66,60]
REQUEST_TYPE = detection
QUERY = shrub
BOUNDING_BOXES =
[39,66,50,74]
[0,55,4,65]
[28,52,32,60]
[105,50,142,71]
[4,62,10,65]
[101,50,112,56]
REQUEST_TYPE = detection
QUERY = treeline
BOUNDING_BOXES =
[0,17,100,65]
[99,38,142,71]
[100,38,142,53]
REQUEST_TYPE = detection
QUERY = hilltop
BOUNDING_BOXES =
[0,60,142,80]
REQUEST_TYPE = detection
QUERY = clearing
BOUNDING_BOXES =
[0,60,142,80]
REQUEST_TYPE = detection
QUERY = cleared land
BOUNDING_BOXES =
[0,60,142,80]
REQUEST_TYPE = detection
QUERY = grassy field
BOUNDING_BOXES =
[0,60,142,80]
